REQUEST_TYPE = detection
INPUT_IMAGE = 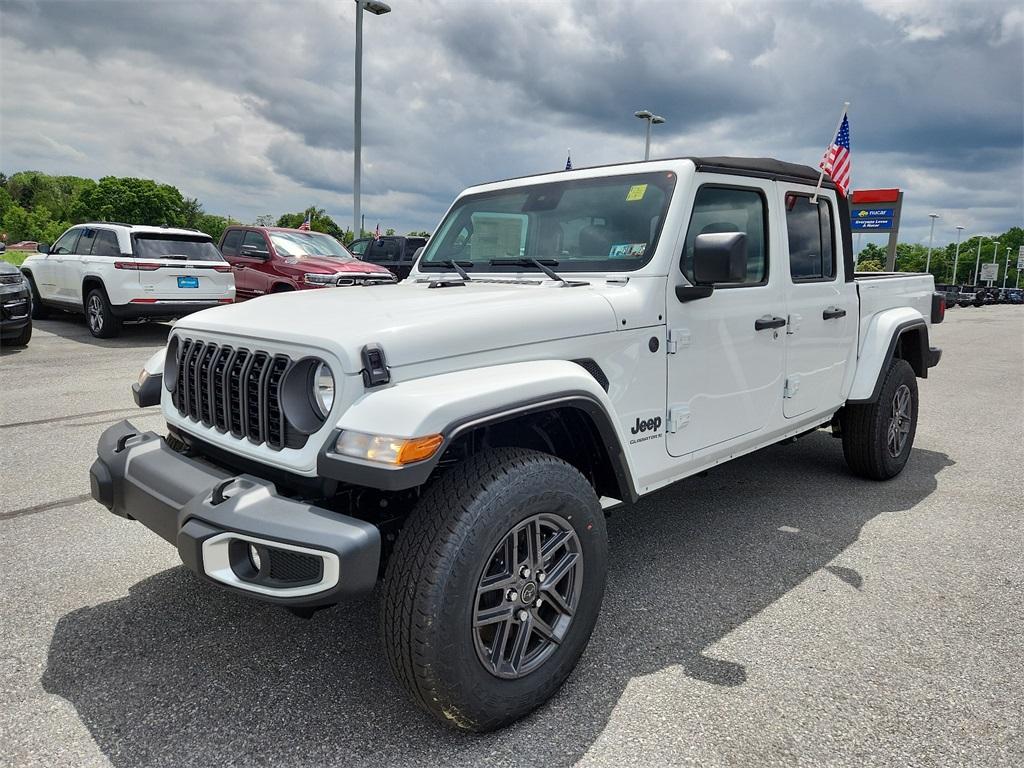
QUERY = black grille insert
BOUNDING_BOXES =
[268,549,323,583]
[172,338,304,450]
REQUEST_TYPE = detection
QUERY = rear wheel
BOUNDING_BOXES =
[85,287,121,338]
[380,447,607,731]
[841,358,918,480]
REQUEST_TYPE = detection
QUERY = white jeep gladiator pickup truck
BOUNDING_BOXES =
[90,157,943,731]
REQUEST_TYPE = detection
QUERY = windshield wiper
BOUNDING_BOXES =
[489,258,566,285]
[438,259,473,281]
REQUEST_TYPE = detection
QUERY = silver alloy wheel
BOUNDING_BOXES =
[88,294,103,333]
[887,383,912,458]
[472,512,583,679]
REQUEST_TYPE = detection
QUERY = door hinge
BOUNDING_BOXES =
[787,314,802,335]
[667,405,690,433]
[666,328,690,354]
[784,376,800,399]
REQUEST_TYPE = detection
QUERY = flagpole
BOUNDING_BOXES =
[811,101,850,203]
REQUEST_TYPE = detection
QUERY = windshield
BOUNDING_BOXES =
[269,232,352,258]
[132,234,223,262]
[421,171,676,272]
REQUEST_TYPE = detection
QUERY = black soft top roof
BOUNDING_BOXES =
[688,156,836,189]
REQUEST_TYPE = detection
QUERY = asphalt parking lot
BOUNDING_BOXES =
[1,307,1021,768]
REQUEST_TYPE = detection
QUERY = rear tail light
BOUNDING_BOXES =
[218,299,233,303]
[931,292,946,324]
[115,261,163,271]
[203,264,232,272]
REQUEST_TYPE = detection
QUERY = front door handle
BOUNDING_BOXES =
[822,307,847,320]
[754,315,787,331]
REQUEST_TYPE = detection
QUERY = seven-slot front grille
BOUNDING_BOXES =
[172,338,304,450]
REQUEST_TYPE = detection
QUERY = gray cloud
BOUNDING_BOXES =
[1,0,1020,243]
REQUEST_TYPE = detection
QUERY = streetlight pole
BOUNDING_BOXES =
[972,235,989,285]
[1003,244,1011,290]
[990,243,999,287]
[951,225,964,283]
[352,0,391,240]
[634,110,665,160]
[925,213,939,274]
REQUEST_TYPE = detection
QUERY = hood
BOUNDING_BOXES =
[0,260,20,276]
[278,254,391,275]
[175,279,619,373]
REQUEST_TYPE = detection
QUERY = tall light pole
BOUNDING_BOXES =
[972,235,991,285]
[1002,242,1011,289]
[990,243,999,287]
[925,213,939,274]
[634,110,665,160]
[353,0,391,240]
[951,225,964,283]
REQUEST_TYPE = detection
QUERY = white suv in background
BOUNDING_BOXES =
[20,223,235,338]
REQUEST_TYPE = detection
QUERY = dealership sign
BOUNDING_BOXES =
[849,189,903,268]
[979,262,999,282]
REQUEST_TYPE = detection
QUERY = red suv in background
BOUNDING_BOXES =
[218,226,395,301]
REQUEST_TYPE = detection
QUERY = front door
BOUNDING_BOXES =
[222,230,268,299]
[40,227,82,301]
[666,178,787,458]
[779,189,857,418]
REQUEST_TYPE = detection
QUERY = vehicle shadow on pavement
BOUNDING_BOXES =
[41,434,953,767]
[29,317,171,349]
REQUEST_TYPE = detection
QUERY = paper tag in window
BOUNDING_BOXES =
[609,243,647,259]
[626,184,648,202]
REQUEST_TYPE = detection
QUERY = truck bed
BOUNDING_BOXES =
[854,271,935,353]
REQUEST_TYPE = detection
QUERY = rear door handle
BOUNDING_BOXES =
[822,307,847,320]
[754,315,787,331]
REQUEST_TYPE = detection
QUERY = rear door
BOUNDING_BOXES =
[779,188,857,418]
[63,227,97,303]
[666,179,787,458]
[129,232,234,301]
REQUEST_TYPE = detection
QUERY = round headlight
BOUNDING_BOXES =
[313,362,335,417]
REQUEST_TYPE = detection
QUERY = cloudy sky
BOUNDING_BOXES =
[1,0,1021,246]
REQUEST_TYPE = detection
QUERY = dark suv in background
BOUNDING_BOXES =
[348,235,427,280]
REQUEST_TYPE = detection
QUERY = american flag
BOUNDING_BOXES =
[565,149,572,171]
[298,211,311,231]
[819,113,851,196]
[374,222,382,241]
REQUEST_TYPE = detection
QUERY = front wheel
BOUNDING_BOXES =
[380,448,608,731]
[85,287,121,338]
[841,358,918,480]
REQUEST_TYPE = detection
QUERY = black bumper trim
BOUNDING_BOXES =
[132,372,162,407]
[90,419,380,606]
[112,301,228,320]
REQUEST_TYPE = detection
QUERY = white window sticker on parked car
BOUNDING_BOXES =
[608,243,647,259]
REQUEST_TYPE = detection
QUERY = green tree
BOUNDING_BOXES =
[195,214,237,242]
[857,258,884,272]
[80,176,187,226]
[856,242,886,268]
[181,197,204,229]
[254,214,275,227]
[406,230,431,238]
[276,209,345,241]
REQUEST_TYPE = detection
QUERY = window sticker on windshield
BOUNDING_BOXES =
[626,184,648,202]
[608,243,647,259]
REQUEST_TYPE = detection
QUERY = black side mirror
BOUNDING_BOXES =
[676,232,748,302]
[37,243,51,254]
[240,246,269,259]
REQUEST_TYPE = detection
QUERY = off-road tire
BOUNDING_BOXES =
[841,358,918,480]
[380,447,608,732]
[85,287,121,338]
[5,322,32,347]
[26,275,50,319]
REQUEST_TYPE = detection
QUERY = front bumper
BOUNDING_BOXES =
[0,289,31,336]
[90,420,380,606]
